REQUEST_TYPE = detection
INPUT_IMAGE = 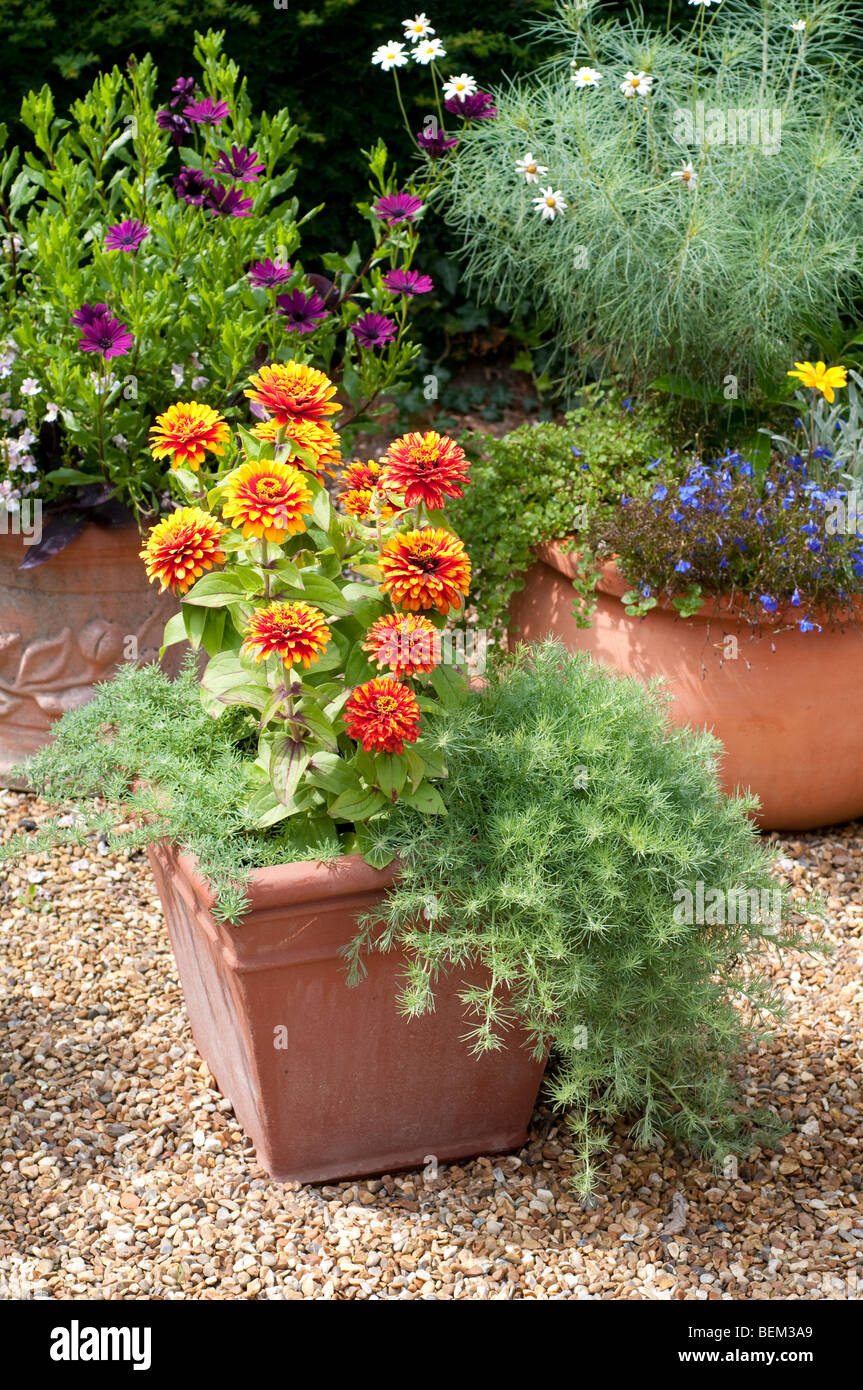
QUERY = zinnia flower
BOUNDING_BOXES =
[372,192,423,224]
[445,91,497,120]
[221,459,313,541]
[416,127,458,157]
[379,527,471,614]
[380,431,470,509]
[184,97,230,125]
[371,42,409,72]
[515,153,549,184]
[242,601,331,668]
[277,289,329,333]
[140,507,226,594]
[245,361,339,424]
[351,313,397,350]
[248,258,291,288]
[149,401,231,472]
[251,416,342,475]
[362,613,440,677]
[173,166,210,205]
[533,188,568,221]
[343,676,421,754]
[213,144,265,182]
[787,361,848,403]
[442,73,477,103]
[206,184,254,218]
[104,219,149,252]
[383,268,434,296]
[76,311,134,359]
[340,459,385,492]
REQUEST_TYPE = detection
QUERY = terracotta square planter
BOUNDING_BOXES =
[148,842,546,1183]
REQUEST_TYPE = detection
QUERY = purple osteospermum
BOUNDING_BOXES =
[444,91,498,120]
[276,290,329,333]
[205,183,255,218]
[214,144,265,182]
[71,302,110,328]
[76,311,134,359]
[183,97,230,125]
[156,109,192,145]
[173,166,210,206]
[416,127,459,158]
[104,219,149,253]
[383,268,434,297]
[248,258,292,289]
[305,273,341,308]
[372,191,423,225]
[169,77,196,109]
[351,313,397,349]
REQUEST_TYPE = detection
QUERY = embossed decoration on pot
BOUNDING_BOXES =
[510,542,863,831]
[148,842,547,1184]
[0,524,180,785]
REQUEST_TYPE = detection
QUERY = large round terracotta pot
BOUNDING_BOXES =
[509,541,863,830]
[0,524,177,784]
[147,842,547,1183]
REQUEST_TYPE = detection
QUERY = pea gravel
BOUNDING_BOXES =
[1,790,860,1301]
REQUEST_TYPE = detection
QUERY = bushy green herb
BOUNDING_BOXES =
[452,390,681,627]
[348,641,820,1195]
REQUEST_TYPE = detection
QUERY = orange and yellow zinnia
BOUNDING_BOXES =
[221,460,313,542]
[244,361,339,424]
[362,612,440,677]
[140,506,226,594]
[379,527,471,615]
[242,602,331,668]
[787,360,848,403]
[343,676,421,754]
[251,416,342,475]
[379,431,470,510]
[149,401,230,471]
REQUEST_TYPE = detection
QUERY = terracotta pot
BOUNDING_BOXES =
[147,841,546,1183]
[0,524,178,785]
[510,542,863,830]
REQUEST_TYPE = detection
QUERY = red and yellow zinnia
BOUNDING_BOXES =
[220,460,313,542]
[242,602,331,668]
[379,527,471,615]
[343,676,421,754]
[140,506,226,594]
[379,431,470,510]
[244,361,339,424]
[251,416,342,476]
[149,401,230,471]
[362,612,440,677]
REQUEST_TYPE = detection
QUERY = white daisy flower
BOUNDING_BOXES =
[671,160,698,190]
[515,152,549,184]
[403,13,434,42]
[44,402,59,422]
[413,38,446,65]
[442,73,478,102]
[791,18,806,31]
[620,71,653,98]
[571,65,602,88]
[533,187,568,222]
[372,41,409,73]
[688,0,717,6]
[20,377,41,396]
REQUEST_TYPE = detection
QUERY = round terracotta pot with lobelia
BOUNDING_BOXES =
[0,523,178,785]
[510,541,863,831]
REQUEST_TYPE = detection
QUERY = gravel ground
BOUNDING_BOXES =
[1,790,861,1301]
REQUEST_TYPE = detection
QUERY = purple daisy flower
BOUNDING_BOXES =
[104,219,149,253]
[383,268,434,297]
[372,191,423,225]
[71,303,110,328]
[76,311,134,360]
[169,77,197,109]
[214,144,265,183]
[205,183,255,218]
[183,97,230,126]
[156,109,192,145]
[276,290,329,333]
[351,313,397,350]
[416,127,459,158]
[248,258,292,289]
[444,91,498,120]
[173,166,210,206]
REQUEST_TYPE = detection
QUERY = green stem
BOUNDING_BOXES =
[392,70,413,142]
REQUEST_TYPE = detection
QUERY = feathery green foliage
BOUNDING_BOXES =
[444,0,863,397]
[347,641,819,1195]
